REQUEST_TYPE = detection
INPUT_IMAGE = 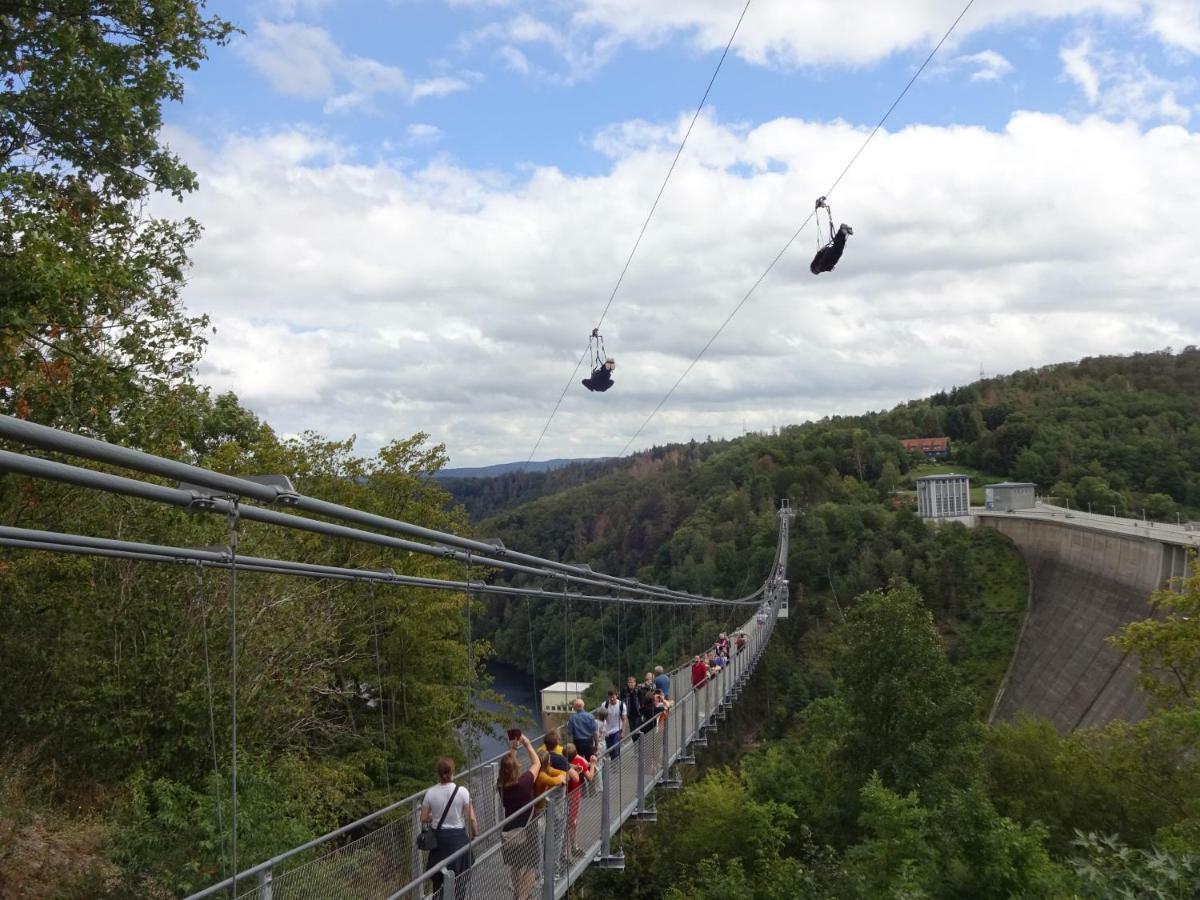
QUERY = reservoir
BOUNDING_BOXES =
[470,660,544,762]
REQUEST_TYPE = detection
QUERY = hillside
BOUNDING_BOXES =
[470,348,1200,899]
[473,347,1200,701]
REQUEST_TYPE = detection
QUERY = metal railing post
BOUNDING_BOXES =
[485,761,499,829]
[256,868,272,900]
[633,729,655,821]
[541,794,561,900]
[596,754,624,867]
[442,867,456,900]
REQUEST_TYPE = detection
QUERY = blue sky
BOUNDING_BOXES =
[163,0,1200,465]
[173,1,1196,173]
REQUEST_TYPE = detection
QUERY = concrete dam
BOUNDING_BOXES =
[976,509,1196,732]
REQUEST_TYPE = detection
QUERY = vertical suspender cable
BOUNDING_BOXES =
[464,556,477,765]
[196,565,228,880]
[226,501,240,898]
[368,581,392,793]
[524,595,539,721]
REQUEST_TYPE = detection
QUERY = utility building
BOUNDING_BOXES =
[916,473,970,519]
[985,482,1036,512]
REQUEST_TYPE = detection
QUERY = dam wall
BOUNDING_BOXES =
[978,515,1192,731]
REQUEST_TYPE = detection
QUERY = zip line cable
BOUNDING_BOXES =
[618,0,978,457]
[522,0,755,468]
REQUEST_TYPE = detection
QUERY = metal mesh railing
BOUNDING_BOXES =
[222,591,780,900]
[237,803,420,900]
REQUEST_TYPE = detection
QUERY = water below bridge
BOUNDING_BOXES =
[468,660,545,761]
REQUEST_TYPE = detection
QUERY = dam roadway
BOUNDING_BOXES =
[974,504,1196,732]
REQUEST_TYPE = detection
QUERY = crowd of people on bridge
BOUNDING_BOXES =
[419,625,760,898]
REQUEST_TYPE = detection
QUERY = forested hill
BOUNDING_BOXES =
[894,346,1200,514]
[475,348,1200,900]
[473,347,1200,686]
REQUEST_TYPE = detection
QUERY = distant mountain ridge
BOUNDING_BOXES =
[436,457,611,480]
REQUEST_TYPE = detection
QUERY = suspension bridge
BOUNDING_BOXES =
[0,414,794,899]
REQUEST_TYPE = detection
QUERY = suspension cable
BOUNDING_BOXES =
[522,0,755,468]
[225,501,240,899]
[618,0,978,456]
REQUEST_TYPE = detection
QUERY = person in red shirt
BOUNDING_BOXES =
[690,654,708,689]
[564,742,596,856]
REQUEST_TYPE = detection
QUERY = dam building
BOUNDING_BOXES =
[916,473,970,519]
[985,481,1036,512]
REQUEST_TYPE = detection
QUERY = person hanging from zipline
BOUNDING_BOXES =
[581,327,616,393]
[809,196,853,275]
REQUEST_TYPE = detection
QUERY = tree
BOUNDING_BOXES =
[1,2,235,439]
[836,581,979,796]
[844,773,936,897]
[1112,554,1200,706]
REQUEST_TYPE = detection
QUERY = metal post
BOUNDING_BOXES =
[410,802,422,891]
[485,761,500,830]
[633,729,655,821]
[442,867,456,900]
[596,755,624,867]
[660,710,680,788]
[541,794,561,900]
[677,692,696,765]
[256,869,272,900]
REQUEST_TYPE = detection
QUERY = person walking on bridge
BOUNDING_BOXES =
[601,689,627,758]
[654,665,671,699]
[420,757,478,898]
[567,698,599,760]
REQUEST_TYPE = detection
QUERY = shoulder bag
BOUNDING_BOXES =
[417,783,460,852]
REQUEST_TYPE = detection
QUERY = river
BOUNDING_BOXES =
[469,660,545,762]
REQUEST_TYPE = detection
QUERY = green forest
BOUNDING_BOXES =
[3,5,1200,899]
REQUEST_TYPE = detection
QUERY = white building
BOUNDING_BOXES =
[985,482,1037,512]
[916,473,970,519]
[541,681,592,717]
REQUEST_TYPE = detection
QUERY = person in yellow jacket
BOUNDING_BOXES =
[533,749,570,813]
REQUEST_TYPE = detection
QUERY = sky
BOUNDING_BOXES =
[161,0,1200,466]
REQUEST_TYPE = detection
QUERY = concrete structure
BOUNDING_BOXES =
[916,473,970,519]
[985,482,1036,512]
[901,436,950,459]
[542,681,588,720]
[978,506,1197,732]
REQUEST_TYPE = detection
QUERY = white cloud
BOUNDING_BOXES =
[1145,0,1200,54]
[255,0,338,17]
[956,49,1014,82]
[1061,36,1192,123]
[1061,37,1102,103]
[239,21,473,112]
[411,76,472,101]
[539,0,1196,72]
[406,123,444,144]
[458,13,618,83]
[171,112,1200,466]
